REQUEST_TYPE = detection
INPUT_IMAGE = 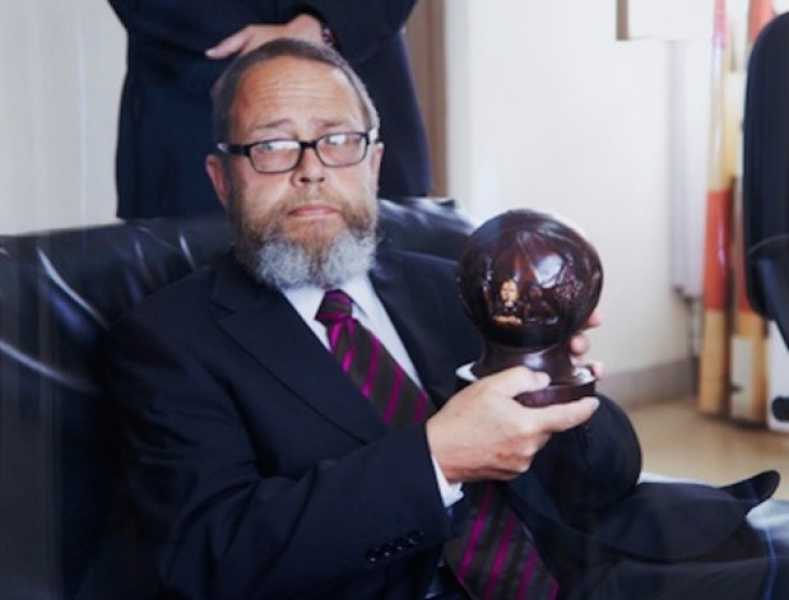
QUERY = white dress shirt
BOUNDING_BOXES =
[282,275,463,508]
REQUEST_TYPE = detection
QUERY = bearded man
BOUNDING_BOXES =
[108,39,787,600]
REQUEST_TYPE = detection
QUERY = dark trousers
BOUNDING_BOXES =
[567,523,789,600]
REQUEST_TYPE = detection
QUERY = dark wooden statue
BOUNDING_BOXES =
[456,209,603,406]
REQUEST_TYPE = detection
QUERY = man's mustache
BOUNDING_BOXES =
[230,186,378,242]
[276,193,350,213]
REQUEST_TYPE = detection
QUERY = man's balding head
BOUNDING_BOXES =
[211,38,379,145]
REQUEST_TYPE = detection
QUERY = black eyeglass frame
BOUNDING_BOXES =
[216,127,380,174]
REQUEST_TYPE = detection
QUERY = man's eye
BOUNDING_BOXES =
[323,133,353,146]
[256,140,295,153]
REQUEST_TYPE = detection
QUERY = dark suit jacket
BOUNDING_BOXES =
[108,0,431,218]
[107,249,777,599]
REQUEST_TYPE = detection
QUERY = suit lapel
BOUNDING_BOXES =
[371,251,460,406]
[211,254,387,443]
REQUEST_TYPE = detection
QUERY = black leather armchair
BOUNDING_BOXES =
[0,198,473,599]
[2,196,787,599]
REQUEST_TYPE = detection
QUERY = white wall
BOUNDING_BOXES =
[445,0,691,376]
[2,0,693,377]
[0,1,124,234]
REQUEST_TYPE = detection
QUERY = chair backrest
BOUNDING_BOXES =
[0,198,473,599]
[743,12,789,344]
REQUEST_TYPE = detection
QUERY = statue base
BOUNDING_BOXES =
[455,363,596,408]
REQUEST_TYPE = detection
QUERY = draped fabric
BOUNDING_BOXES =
[698,0,778,425]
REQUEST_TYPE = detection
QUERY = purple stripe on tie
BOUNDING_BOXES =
[457,483,496,581]
[341,347,355,373]
[515,549,539,600]
[548,580,559,600]
[340,323,355,373]
[360,335,381,398]
[483,512,517,600]
[383,367,404,424]
[326,290,350,307]
[329,322,343,348]
[412,390,429,424]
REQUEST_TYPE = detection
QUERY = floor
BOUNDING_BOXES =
[627,399,789,500]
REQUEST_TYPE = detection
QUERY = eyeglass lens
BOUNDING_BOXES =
[249,133,367,173]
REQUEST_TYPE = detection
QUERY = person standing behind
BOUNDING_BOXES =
[108,1,431,218]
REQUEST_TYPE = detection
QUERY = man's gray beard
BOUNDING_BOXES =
[244,228,377,289]
[229,188,379,289]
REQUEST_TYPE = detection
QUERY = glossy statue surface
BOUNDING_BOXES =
[457,209,603,406]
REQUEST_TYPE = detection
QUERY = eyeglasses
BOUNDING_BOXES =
[216,128,379,174]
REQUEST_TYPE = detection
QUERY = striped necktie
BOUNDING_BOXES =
[316,289,558,599]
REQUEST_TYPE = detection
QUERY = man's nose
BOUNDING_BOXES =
[291,146,326,185]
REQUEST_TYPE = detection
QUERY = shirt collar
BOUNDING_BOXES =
[282,273,375,323]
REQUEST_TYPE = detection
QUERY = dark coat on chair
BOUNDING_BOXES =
[106,248,779,599]
[108,0,431,218]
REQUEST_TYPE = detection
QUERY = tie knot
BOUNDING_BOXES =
[315,289,354,325]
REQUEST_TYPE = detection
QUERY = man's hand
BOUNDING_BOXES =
[206,14,324,59]
[570,308,603,378]
[426,367,599,484]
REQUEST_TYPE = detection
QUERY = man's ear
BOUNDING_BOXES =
[206,154,231,210]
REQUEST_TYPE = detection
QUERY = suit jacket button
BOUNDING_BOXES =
[406,530,425,545]
[366,549,379,564]
[393,537,407,552]
[381,544,394,559]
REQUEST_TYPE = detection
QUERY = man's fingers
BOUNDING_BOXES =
[478,366,550,398]
[585,308,602,330]
[569,356,604,379]
[528,396,599,433]
[206,28,251,58]
[568,309,602,356]
[588,360,604,379]
[569,332,590,356]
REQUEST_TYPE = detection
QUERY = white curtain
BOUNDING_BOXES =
[668,40,712,299]
[0,1,124,235]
